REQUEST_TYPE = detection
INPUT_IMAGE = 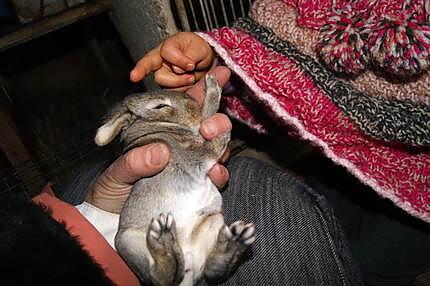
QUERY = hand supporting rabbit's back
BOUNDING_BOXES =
[95,75,255,286]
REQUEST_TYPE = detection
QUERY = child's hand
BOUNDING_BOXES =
[130,32,215,90]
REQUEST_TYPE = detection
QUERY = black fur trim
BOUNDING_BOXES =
[0,191,116,286]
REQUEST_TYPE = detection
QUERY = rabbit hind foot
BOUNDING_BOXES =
[147,213,185,286]
[204,221,256,282]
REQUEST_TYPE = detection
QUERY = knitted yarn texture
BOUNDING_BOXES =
[234,18,430,147]
[251,0,430,105]
[283,0,430,77]
[196,1,430,222]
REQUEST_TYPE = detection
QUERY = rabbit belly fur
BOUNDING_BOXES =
[117,159,225,284]
[174,175,225,284]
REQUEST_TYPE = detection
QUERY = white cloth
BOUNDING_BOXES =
[75,202,120,250]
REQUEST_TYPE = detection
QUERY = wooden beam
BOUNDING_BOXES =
[0,0,111,52]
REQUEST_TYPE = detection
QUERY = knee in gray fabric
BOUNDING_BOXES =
[221,156,363,285]
[226,156,328,207]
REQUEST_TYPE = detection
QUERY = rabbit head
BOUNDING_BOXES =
[94,75,222,151]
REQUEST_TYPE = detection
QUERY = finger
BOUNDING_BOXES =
[200,113,232,140]
[170,64,210,77]
[183,47,214,71]
[193,70,208,83]
[160,32,213,71]
[154,65,195,88]
[162,70,209,91]
[130,47,163,82]
[172,65,186,74]
[191,49,214,71]
[160,35,196,71]
[208,164,230,189]
[187,66,231,104]
[106,143,170,185]
[176,33,214,70]
[219,148,230,163]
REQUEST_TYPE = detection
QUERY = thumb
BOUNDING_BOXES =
[107,143,170,185]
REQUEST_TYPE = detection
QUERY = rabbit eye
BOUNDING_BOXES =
[153,104,170,110]
[146,98,172,110]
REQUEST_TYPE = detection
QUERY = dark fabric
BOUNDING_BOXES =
[305,174,430,286]
[202,156,363,286]
[233,17,430,147]
[293,152,430,286]
[0,190,115,286]
[57,156,113,205]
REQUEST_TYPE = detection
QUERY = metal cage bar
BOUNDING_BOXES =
[173,0,254,31]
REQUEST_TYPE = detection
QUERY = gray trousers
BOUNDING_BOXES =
[59,156,363,286]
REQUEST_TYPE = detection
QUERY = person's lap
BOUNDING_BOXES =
[59,155,363,285]
[306,173,430,286]
[209,156,362,285]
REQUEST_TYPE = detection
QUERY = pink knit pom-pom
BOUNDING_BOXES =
[317,7,371,74]
[368,12,430,76]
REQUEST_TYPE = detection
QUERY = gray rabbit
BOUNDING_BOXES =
[95,75,255,286]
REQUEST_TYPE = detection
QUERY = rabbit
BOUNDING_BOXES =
[94,75,255,286]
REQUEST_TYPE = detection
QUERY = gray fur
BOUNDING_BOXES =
[95,75,255,286]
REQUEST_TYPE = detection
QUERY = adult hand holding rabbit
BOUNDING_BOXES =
[86,66,232,213]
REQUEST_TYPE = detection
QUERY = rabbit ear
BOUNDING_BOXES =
[95,109,131,146]
[202,74,221,119]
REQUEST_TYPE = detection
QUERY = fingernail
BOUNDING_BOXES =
[186,63,195,70]
[172,65,185,74]
[148,144,168,166]
[202,120,217,137]
[210,164,228,188]
[187,75,195,84]
[130,70,137,80]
